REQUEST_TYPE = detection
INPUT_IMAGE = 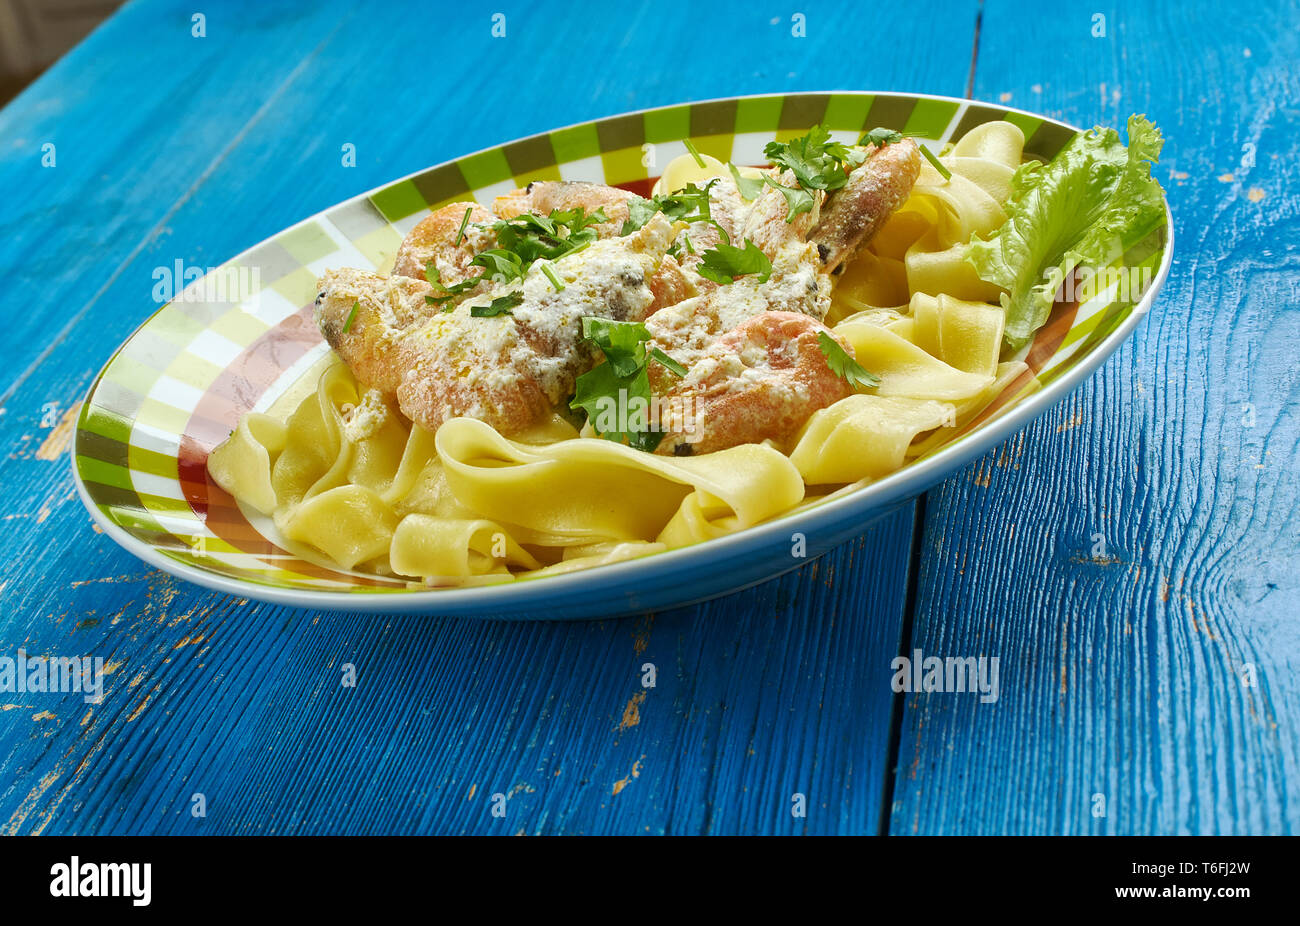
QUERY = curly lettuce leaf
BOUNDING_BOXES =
[967,114,1166,351]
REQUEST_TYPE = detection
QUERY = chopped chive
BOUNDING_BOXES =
[454,206,472,245]
[651,347,687,377]
[541,263,565,292]
[342,300,359,333]
[683,234,695,255]
[916,143,952,180]
[683,138,706,169]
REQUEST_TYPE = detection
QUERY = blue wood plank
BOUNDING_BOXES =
[0,0,978,835]
[889,0,1300,835]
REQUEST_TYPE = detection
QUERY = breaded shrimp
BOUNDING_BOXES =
[494,180,638,237]
[811,138,921,270]
[392,201,497,284]
[650,312,854,455]
[315,269,433,395]
[646,238,831,354]
[316,214,676,435]
[738,167,820,259]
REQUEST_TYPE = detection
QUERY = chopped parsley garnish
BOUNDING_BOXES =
[471,248,525,284]
[683,138,707,168]
[818,331,880,389]
[620,181,726,241]
[728,163,766,201]
[570,317,686,451]
[454,206,473,246]
[424,262,480,308]
[342,300,359,333]
[622,196,661,234]
[422,206,605,317]
[859,127,905,147]
[471,292,523,317]
[696,238,772,285]
[763,124,865,193]
[858,126,952,180]
[492,207,606,270]
[762,175,816,222]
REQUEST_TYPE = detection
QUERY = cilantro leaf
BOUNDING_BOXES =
[579,317,650,376]
[489,207,606,273]
[570,317,687,452]
[619,182,718,235]
[424,262,480,307]
[763,124,865,192]
[696,239,773,285]
[818,332,880,389]
[471,292,523,317]
[620,195,662,235]
[762,175,816,222]
[471,249,525,284]
[859,127,904,147]
[728,164,766,201]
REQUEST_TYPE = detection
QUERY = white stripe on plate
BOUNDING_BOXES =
[148,374,205,413]
[131,471,190,501]
[188,328,247,368]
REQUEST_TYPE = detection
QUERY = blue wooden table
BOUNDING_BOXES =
[0,0,1295,836]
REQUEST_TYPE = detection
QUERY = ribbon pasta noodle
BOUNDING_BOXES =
[209,121,1042,587]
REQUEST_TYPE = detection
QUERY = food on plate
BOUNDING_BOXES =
[208,115,1165,586]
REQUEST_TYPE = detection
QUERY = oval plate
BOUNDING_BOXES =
[72,91,1173,619]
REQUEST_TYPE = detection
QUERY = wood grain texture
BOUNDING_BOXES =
[0,0,981,834]
[888,0,1300,835]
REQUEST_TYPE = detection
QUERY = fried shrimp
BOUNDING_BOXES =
[315,214,676,435]
[811,138,921,271]
[737,167,819,258]
[315,268,433,396]
[315,125,922,454]
[495,180,638,236]
[650,312,855,455]
[641,141,921,451]
[646,238,830,354]
[392,202,497,284]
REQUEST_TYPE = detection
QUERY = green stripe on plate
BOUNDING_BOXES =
[129,443,181,479]
[457,148,514,189]
[549,123,601,163]
[370,179,429,222]
[79,403,133,445]
[1001,111,1043,140]
[644,105,691,144]
[824,94,875,132]
[76,427,129,471]
[733,96,783,134]
[778,94,830,130]
[77,455,135,492]
[864,95,916,133]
